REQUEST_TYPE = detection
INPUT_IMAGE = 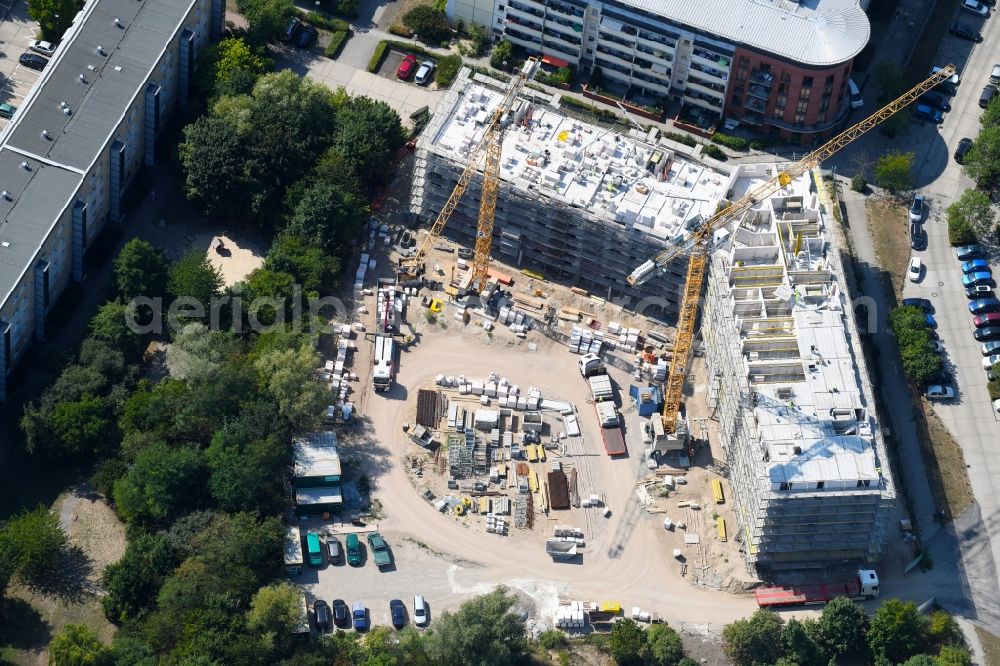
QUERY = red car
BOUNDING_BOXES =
[974,313,1000,328]
[397,54,418,80]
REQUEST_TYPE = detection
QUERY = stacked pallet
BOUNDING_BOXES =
[486,513,508,535]
[568,325,605,354]
[513,494,529,529]
[554,602,587,629]
[490,497,510,514]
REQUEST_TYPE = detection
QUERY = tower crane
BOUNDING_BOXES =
[626,65,956,435]
[401,58,539,290]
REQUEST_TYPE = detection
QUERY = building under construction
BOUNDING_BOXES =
[410,69,734,318]
[703,163,895,573]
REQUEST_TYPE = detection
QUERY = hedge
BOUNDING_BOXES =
[367,42,389,72]
[389,24,413,38]
[703,144,727,161]
[304,11,349,32]
[435,54,462,87]
[559,95,619,122]
[989,379,1000,401]
[326,30,350,59]
[663,131,697,147]
[710,132,749,151]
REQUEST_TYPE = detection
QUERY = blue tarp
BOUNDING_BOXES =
[629,384,663,417]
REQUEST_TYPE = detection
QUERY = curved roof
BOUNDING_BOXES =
[618,0,870,67]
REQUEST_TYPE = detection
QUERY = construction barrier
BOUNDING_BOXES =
[711,478,725,504]
[716,516,727,542]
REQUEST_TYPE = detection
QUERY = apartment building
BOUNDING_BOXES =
[702,164,895,572]
[411,70,736,319]
[447,0,869,142]
[0,0,223,401]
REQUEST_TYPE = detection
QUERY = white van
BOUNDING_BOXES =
[848,79,863,109]
[991,64,1000,85]
[413,595,428,626]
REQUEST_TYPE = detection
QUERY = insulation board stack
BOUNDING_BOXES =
[491,497,510,514]
[554,602,587,628]
[486,513,508,535]
[587,331,604,354]
[652,359,668,381]
[569,326,583,354]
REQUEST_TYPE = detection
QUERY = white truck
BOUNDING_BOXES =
[578,353,605,377]
[373,335,395,392]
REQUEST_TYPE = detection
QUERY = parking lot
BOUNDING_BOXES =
[0,0,42,128]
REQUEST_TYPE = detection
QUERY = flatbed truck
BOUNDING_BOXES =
[595,401,626,456]
[754,569,880,607]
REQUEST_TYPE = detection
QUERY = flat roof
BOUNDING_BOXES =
[614,0,869,67]
[0,0,195,307]
[295,487,344,505]
[424,81,732,244]
[719,165,881,488]
[293,431,342,478]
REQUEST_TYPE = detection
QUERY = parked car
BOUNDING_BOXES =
[389,599,407,628]
[397,54,418,80]
[283,16,301,42]
[967,285,993,299]
[0,103,16,119]
[962,259,991,274]
[327,536,341,564]
[949,21,982,41]
[913,103,943,123]
[994,398,1000,413]
[931,340,945,353]
[918,91,952,112]
[982,341,1000,355]
[955,137,974,163]
[974,326,1000,341]
[963,271,992,287]
[981,84,998,109]
[902,297,933,312]
[28,40,55,57]
[19,52,48,71]
[961,0,989,15]
[414,61,435,85]
[353,602,368,631]
[332,599,350,628]
[931,66,960,94]
[983,354,1000,369]
[910,223,925,250]
[976,313,1000,328]
[956,243,983,260]
[993,63,1000,85]
[296,24,317,48]
[969,297,1000,314]
[925,314,938,328]
[346,533,362,566]
[909,194,925,222]
[848,78,864,109]
[925,385,955,400]
[314,599,332,631]
[908,257,923,282]
[413,595,429,627]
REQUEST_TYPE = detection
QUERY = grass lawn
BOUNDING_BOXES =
[866,198,910,294]
[977,626,1000,666]
[918,401,974,519]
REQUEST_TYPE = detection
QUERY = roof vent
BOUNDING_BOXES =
[63,107,71,116]
[20,161,30,171]
[113,65,122,72]
[78,73,87,83]
[59,101,66,107]
[1,241,9,248]
[96,45,106,56]
[114,17,124,27]
[41,129,50,140]
[1,191,10,201]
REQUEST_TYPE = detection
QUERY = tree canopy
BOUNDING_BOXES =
[113,442,207,526]
[722,609,785,666]
[114,239,169,303]
[889,306,942,386]
[867,599,928,664]
[0,506,68,586]
[48,624,109,666]
[946,189,993,246]
[26,0,76,40]
[421,586,527,666]
[874,150,915,194]
[964,125,1000,191]
[234,0,295,46]
[402,6,453,44]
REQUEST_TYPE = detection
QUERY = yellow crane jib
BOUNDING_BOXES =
[625,64,957,289]
[637,65,955,435]
[403,57,539,278]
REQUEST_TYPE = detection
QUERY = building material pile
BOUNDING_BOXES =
[554,602,587,628]
[569,325,604,354]
[547,470,570,510]
[416,389,442,427]
[486,513,508,535]
[514,494,530,529]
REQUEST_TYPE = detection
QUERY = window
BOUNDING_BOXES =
[794,112,805,123]
[739,55,749,65]
[736,67,747,81]
[802,76,813,86]
[823,85,832,96]
[780,71,791,83]
[772,107,784,119]
[825,74,834,84]
[796,100,808,113]
[817,111,827,123]
[779,482,790,490]
[816,481,825,489]
[498,3,504,8]
[819,98,829,112]
[799,87,811,100]
[776,93,787,108]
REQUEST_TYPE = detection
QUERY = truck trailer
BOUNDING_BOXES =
[754,569,880,607]
[373,335,395,392]
[595,401,626,456]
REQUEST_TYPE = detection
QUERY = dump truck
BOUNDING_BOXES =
[578,353,606,377]
[595,401,626,456]
[754,569,880,607]
[367,532,392,568]
[545,538,579,561]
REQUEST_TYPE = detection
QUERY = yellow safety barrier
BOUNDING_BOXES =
[716,516,727,542]
[711,478,725,504]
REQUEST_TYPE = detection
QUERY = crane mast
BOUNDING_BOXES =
[632,65,956,434]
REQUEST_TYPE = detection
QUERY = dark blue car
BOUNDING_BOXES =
[969,297,1000,314]
[914,103,944,123]
[902,298,933,312]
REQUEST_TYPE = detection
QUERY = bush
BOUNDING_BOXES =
[851,174,867,192]
[538,629,568,650]
[389,23,412,37]
[559,95,619,122]
[711,133,749,151]
[435,54,462,87]
[536,67,573,86]
[703,144,727,161]
[331,0,358,17]
[325,30,350,58]
[403,5,452,44]
[664,131,697,147]
[490,39,513,70]
[988,380,1000,400]
[749,136,779,150]
[888,306,942,386]
[304,11,348,31]
[947,217,978,246]
[367,41,388,72]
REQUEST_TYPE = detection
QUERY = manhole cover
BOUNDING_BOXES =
[931,292,938,298]
[938,281,944,286]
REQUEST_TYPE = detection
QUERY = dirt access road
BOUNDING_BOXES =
[346,323,758,628]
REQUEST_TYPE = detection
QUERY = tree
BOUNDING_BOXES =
[609,618,645,665]
[286,180,365,252]
[247,582,303,636]
[873,63,908,137]
[781,619,825,666]
[925,611,961,648]
[235,0,295,46]
[44,394,116,459]
[937,645,973,666]
[981,96,1000,129]
[645,623,685,666]
[114,239,168,303]
[403,5,452,44]
[206,433,286,513]
[868,599,927,664]
[964,125,1000,191]
[889,306,942,386]
[89,301,144,362]
[212,37,271,97]
[166,323,240,382]
[332,96,406,186]
[0,506,67,586]
[253,343,327,429]
[26,0,76,40]
[168,251,224,307]
[946,189,996,240]
[873,150,915,194]
[816,596,868,660]
[422,586,526,666]
[180,116,254,220]
[537,629,567,650]
[722,610,785,666]
[101,533,175,623]
[264,233,341,294]
[108,635,156,666]
[900,656,938,666]
[113,442,207,526]
[48,624,109,666]
[490,40,513,70]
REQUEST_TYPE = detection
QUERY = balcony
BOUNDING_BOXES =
[692,47,732,68]
[749,99,852,135]
[596,44,633,64]
[505,27,543,47]
[745,97,768,113]
[543,27,581,46]
[630,73,670,94]
[593,58,632,79]
[546,0,584,18]
[686,74,726,94]
[505,14,543,33]
[542,39,581,58]
[637,29,673,49]
[747,84,770,101]
[508,0,545,19]
[545,17,584,38]
[598,29,634,49]
[689,62,727,82]
[750,69,775,87]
